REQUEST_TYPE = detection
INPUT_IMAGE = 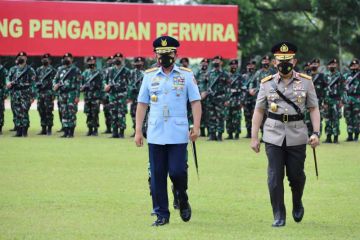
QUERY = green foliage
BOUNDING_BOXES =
[1,110,360,239]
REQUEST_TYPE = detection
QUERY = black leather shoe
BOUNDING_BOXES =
[207,133,216,141]
[92,128,98,136]
[292,206,304,223]
[272,219,286,227]
[179,201,191,222]
[38,126,47,135]
[86,127,93,136]
[234,133,239,139]
[151,216,169,226]
[333,135,339,144]
[346,133,353,142]
[60,128,68,138]
[225,133,233,140]
[217,133,223,141]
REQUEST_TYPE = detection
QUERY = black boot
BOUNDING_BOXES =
[200,127,206,137]
[225,132,233,140]
[60,128,68,138]
[92,127,98,136]
[323,134,332,143]
[111,127,119,138]
[87,127,93,136]
[333,135,338,144]
[346,133,353,142]
[103,124,112,134]
[13,127,22,137]
[0,126,2,135]
[38,126,47,135]
[246,128,251,138]
[217,132,222,141]
[207,133,216,141]
[22,127,28,137]
[47,126,52,135]
[354,133,359,142]
[119,129,125,138]
[235,133,240,139]
[68,127,74,138]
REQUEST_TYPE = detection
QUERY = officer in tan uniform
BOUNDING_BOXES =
[251,42,320,227]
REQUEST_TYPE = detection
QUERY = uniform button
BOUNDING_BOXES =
[285,108,288,111]
[285,87,287,91]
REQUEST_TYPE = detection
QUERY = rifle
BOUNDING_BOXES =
[9,66,29,89]
[80,71,100,91]
[36,68,54,90]
[108,66,125,90]
[56,67,74,91]
[327,75,340,92]
[203,74,221,99]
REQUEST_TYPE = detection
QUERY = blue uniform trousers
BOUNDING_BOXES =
[149,143,188,219]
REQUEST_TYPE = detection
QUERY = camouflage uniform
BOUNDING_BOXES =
[104,64,131,138]
[242,65,257,138]
[35,63,56,134]
[101,58,113,134]
[343,64,360,141]
[129,66,144,133]
[196,61,209,136]
[0,65,8,134]
[81,66,103,135]
[6,64,36,136]
[225,68,244,139]
[206,67,230,140]
[53,63,81,137]
[323,67,345,143]
[7,65,17,130]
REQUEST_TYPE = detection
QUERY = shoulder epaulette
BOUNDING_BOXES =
[299,73,312,80]
[180,66,192,72]
[145,67,158,73]
[261,75,273,83]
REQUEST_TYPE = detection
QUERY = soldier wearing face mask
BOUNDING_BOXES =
[323,58,345,143]
[0,58,8,135]
[6,51,36,137]
[101,56,114,134]
[53,52,82,138]
[128,57,145,137]
[304,58,326,137]
[35,53,56,135]
[81,56,103,136]
[225,59,244,140]
[104,52,131,138]
[343,59,360,142]
[243,60,257,138]
[201,56,230,141]
[196,58,210,137]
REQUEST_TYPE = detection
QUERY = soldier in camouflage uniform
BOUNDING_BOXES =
[323,58,345,143]
[200,56,230,141]
[302,61,311,75]
[197,58,210,137]
[344,59,360,142]
[242,60,257,138]
[6,52,36,137]
[81,56,103,136]
[104,53,131,138]
[225,59,244,140]
[128,57,145,137]
[53,53,81,138]
[35,53,56,135]
[101,56,114,134]
[305,58,326,136]
[0,59,8,135]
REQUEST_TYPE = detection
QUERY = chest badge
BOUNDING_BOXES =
[270,102,278,112]
[151,94,158,102]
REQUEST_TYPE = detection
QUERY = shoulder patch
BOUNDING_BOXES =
[145,67,158,73]
[179,66,192,72]
[299,73,312,80]
[260,75,273,83]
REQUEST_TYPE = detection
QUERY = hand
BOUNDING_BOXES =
[251,138,261,153]
[323,104,328,110]
[74,97,79,104]
[6,82,12,89]
[189,127,200,142]
[308,135,319,148]
[224,101,229,107]
[53,84,59,91]
[30,99,34,104]
[135,131,144,147]
[126,99,132,104]
[339,102,343,108]
[249,89,256,96]
[200,92,208,100]
[104,84,111,92]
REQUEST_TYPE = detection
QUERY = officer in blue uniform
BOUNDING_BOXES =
[135,36,202,226]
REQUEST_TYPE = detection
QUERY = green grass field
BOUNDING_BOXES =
[1,110,360,239]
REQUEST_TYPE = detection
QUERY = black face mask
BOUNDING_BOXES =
[88,64,96,69]
[62,59,71,66]
[42,60,49,66]
[230,68,237,73]
[277,61,293,75]
[17,58,25,64]
[201,65,208,71]
[159,54,174,68]
[351,69,358,74]
[107,62,113,67]
[262,63,269,69]
[329,67,336,72]
[213,62,220,68]
[114,60,122,66]
[135,65,142,70]
[248,68,255,73]
[311,66,318,72]
[306,70,312,75]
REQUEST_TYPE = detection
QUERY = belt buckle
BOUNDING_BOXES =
[283,114,288,123]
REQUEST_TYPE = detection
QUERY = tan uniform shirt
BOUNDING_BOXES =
[255,71,318,146]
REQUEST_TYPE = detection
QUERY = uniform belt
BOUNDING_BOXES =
[268,112,304,123]
[150,109,187,117]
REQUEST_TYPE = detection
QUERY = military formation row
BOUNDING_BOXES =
[0,52,359,142]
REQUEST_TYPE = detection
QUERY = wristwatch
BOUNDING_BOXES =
[312,132,320,138]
